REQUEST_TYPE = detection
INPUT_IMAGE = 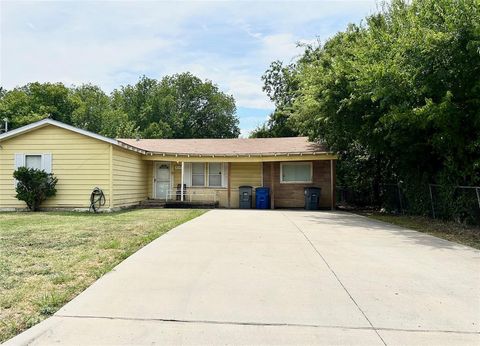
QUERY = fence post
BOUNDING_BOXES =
[429,184,436,219]
[397,182,404,214]
[476,187,480,209]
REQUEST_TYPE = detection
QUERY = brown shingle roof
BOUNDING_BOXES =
[117,137,328,156]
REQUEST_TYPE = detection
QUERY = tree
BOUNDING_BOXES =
[257,0,480,218]
[0,82,76,129]
[112,73,240,138]
[69,84,110,134]
[13,167,58,211]
[295,0,480,186]
[251,61,300,138]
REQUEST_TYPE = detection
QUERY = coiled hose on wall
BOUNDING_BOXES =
[89,187,106,213]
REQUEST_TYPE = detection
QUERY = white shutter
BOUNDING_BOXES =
[14,154,25,187]
[42,153,52,173]
[14,153,25,170]
[222,162,228,187]
[183,163,192,187]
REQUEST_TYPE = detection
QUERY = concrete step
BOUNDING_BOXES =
[139,199,166,208]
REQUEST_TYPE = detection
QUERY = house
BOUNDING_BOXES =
[0,119,337,211]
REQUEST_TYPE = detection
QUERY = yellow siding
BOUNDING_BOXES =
[172,163,182,189]
[0,125,111,209]
[146,161,154,198]
[229,162,262,208]
[112,147,149,207]
[230,162,262,189]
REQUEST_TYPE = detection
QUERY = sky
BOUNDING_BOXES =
[0,0,379,136]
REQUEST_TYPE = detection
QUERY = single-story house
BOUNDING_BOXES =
[0,118,337,211]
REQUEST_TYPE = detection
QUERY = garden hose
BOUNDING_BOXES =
[89,187,106,213]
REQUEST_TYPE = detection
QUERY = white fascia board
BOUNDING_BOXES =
[0,118,117,144]
[0,118,145,154]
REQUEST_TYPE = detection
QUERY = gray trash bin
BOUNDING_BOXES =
[304,187,321,210]
[239,186,253,209]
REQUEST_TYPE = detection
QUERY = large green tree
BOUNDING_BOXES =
[0,82,76,129]
[251,60,300,138]
[112,73,240,138]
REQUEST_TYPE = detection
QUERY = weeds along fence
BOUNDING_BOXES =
[336,183,480,225]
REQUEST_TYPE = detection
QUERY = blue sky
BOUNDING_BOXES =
[0,0,379,136]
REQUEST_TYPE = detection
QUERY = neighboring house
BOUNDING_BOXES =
[0,119,337,211]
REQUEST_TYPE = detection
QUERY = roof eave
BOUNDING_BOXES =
[144,151,333,158]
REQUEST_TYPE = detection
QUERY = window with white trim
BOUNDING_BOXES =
[14,153,52,173]
[191,163,205,186]
[208,163,222,187]
[25,155,42,170]
[280,162,312,183]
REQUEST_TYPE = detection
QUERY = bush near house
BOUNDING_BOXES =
[13,167,58,211]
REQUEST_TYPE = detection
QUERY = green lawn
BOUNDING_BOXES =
[361,212,480,250]
[0,209,205,342]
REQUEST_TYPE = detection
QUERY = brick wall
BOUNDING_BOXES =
[263,160,335,209]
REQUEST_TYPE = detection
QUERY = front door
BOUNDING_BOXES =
[155,163,171,200]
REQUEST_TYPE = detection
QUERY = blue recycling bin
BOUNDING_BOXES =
[255,187,270,209]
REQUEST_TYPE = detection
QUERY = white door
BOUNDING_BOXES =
[155,163,171,200]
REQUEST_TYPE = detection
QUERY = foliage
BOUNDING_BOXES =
[256,0,480,223]
[251,60,300,137]
[250,110,299,138]
[111,73,239,139]
[0,73,240,139]
[13,167,58,211]
[0,82,76,129]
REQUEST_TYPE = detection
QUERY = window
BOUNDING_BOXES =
[25,155,42,170]
[208,163,222,187]
[14,153,52,174]
[191,163,205,186]
[14,153,52,187]
[280,162,312,183]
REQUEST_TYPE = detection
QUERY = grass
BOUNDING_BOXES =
[0,208,205,342]
[360,211,480,249]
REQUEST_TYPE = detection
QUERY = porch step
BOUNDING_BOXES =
[165,201,218,209]
[139,199,166,208]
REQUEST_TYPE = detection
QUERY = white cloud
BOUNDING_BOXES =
[260,33,303,63]
[227,78,271,109]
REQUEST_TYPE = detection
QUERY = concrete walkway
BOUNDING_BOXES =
[6,210,480,345]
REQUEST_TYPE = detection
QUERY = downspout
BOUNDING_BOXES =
[180,161,184,202]
[109,145,113,209]
[330,159,335,210]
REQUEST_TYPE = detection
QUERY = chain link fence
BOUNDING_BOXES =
[337,183,480,225]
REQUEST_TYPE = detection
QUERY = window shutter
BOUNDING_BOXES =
[42,153,52,173]
[14,154,25,187]
[183,163,192,187]
[222,162,228,187]
[14,153,25,170]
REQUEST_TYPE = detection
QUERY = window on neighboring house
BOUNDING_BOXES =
[191,163,205,186]
[25,155,42,170]
[280,162,312,183]
[208,163,222,187]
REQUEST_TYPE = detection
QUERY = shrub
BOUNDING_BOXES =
[13,167,58,211]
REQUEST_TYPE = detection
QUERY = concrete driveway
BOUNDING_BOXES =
[6,210,479,345]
